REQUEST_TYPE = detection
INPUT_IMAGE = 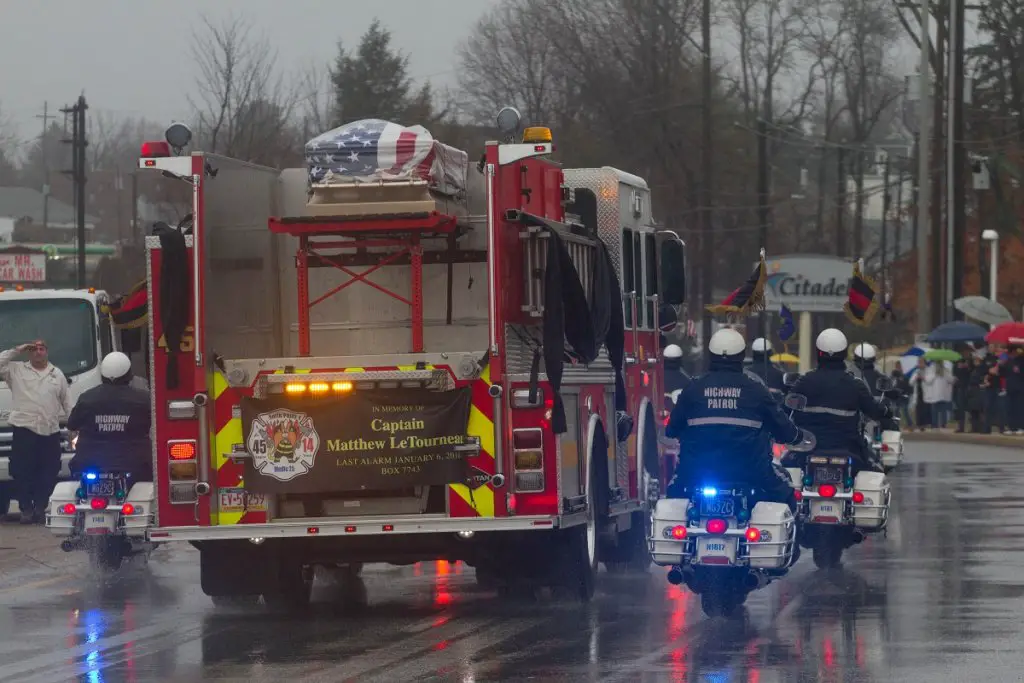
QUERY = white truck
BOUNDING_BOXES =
[0,288,119,515]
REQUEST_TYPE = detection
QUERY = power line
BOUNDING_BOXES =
[34,102,54,229]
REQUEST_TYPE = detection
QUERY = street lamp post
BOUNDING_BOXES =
[982,229,999,302]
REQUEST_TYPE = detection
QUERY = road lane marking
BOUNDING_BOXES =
[0,574,73,595]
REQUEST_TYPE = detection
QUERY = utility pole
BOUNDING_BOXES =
[853,145,865,257]
[948,0,968,319]
[836,145,847,257]
[757,113,770,338]
[930,2,946,328]
[35,103,54,230]
[895,164,904,258]
[60,95,88,288]
[700,0,713,369]
[881,154,891,278]
[915,2,932,335]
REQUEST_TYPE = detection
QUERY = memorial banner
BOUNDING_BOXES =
[241,387,473,494]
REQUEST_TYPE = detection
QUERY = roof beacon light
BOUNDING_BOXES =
[522,127,552,143]
[140,141,171,159]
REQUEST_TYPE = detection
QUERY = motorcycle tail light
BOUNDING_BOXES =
[793,490,803,501]
[670,525,687,539]
[706,518,728,534]
[62,504,76,515]
[745,527,761,542]
[121,503,135,515]
[90,497,109,510]
[852,492,865,504]
[818,484,837,498]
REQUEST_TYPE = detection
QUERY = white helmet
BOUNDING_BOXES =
[709,328,746,357]
[664,344,683,359]
[852,343,877,361]
[815,328,848,355]
[751,337,772,354]
[100,352,132,381]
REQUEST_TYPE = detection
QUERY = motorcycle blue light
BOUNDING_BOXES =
[702,487,717,497]
[85,472,97,481]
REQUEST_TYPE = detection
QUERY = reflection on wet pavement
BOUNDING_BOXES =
[0,443,1022,681]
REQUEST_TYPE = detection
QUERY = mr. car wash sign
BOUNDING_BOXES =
[763,255,851,313]
[240,387,473,494]
[0,250,46,283]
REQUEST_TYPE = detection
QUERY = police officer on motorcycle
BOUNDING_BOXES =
[747,337,786,398]
[666,328,808,510]
[664,343,691,406]
[852,342,901,433]
[786,329,892,473]
[68,352,153,482]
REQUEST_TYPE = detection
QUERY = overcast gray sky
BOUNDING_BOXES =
[0,0,497,144]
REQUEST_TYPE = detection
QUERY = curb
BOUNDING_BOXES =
[903,431,1024,449]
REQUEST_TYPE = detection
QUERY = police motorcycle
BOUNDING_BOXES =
[46,468,155,571]
[648,428,817,618]
[45,352,157,572]
[779,376,891,569]
[862,377,905,473]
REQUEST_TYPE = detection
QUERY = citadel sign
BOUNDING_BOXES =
[763,255,853,313]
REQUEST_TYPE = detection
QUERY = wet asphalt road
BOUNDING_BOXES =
[1,441,1023,682]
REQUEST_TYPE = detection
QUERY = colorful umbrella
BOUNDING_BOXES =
[986,322,1024,346]
[924,348,961,362]
[925,321,988,343]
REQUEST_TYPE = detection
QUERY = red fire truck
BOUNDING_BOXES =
[134,115,686,606]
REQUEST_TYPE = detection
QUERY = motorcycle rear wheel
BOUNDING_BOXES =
[88,537,124,572]
[812,539,843,569]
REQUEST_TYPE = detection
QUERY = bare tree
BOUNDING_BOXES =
[296,62,335,139]
[456,0,575,126]
[835,0,904,257]
[88,112,165,171]
[189,13,299,165]
[0,103,17,184]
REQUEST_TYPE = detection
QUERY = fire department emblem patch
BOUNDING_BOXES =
[246,409,320,481]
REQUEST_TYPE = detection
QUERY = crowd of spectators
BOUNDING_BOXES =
[894,345,1024,434]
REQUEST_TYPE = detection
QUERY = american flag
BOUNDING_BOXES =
[305,119,435,183]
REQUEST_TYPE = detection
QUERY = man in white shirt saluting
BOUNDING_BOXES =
[0,340,72,523]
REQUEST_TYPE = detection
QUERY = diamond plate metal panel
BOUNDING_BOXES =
[563,168,623,278]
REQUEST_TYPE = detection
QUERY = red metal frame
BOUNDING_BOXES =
[269,212,458,356]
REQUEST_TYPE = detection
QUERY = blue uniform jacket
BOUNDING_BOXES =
[667,360,802,487]
[789,359,889,455]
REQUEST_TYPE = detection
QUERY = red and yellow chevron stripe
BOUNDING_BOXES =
[211,370,267,525]
[448,363,498,518]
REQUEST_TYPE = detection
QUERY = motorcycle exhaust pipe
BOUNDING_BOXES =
[744,571,769,591]
[667,567,684,585]
[60,539,77,552]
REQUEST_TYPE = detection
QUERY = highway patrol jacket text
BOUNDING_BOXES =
[68,383,151,471]
[666,360,801,483]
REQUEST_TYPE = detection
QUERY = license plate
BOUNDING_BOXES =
[697,536,737,564]
[699,497,735,517]
[810,500,840,522]
[85,512,116,534]
[813,467,843,484]
[86,480,116,497]
[219,488,267,514]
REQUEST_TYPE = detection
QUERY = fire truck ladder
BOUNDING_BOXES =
[269,211,481,356]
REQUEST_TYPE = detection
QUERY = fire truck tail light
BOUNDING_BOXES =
[515,472,545,492]
[167,400,197,420]
[169,461,198,481]
[512,428,544,493]
[511,388,544,408]
[514,450,542,470]
[285,383,306,394]
[512,429,543,451]
[140,141,171,158]
[168,440,197,461]
[283,381,353,395]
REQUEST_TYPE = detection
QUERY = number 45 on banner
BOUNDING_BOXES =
[157,325,195,353]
